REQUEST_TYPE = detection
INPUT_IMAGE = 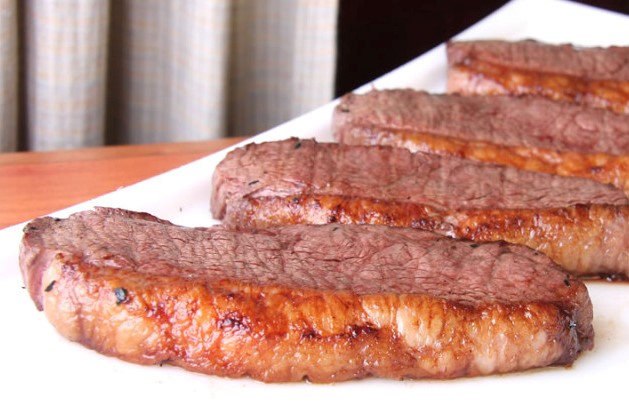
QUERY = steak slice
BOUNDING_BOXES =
[333,89,629,194]
[212,138,629,278]
[446,39,629,113]
[20,207,593,382]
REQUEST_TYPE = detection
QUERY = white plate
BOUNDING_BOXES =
[2,0,629,417]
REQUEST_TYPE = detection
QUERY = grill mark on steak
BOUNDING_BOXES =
[20,208,593,382]
[211,139,629,278]
[332,89,629,194]
[446,40,629,113]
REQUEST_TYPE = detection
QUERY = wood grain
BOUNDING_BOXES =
[0,137,245,229]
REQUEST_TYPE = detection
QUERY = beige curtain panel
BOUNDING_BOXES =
[0,0,338,152]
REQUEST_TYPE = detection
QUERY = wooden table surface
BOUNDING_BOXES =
[0,137,245,229]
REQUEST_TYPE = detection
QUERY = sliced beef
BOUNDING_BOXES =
[446,39,629,113]
[333,89,629,194]
[20,207,593,382]
[211,138,629,278]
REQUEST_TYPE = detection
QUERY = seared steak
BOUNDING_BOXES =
[20,207,593,382]
[446,39,629,113]
[212,138,629,278]
[333,89,629,194]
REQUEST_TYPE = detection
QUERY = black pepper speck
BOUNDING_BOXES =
[114,287,129,304]
[44,281,56,292]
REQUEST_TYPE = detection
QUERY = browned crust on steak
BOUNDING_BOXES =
[446,40,629,113]
[20,208,593,382]
[446,40,629,79]
[212,139,629,278]
[338,128,629,195]
[225,195,629,278]
[333,90,629,194]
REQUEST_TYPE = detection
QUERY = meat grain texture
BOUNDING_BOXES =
[212,138,629,279]
[333,89,629,194]
[20,208,594,382]
[447,39,629,113]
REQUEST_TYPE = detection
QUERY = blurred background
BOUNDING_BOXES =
[0,0,627,152]
[335,0,629,95]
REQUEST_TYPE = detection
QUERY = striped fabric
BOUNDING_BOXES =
[228,0,338,135]
[106,0,233,145]
[0,0,338,151]
[0,0,18,151]
[23,0,110,150]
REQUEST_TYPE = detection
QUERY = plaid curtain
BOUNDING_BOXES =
[0,0,338,151]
